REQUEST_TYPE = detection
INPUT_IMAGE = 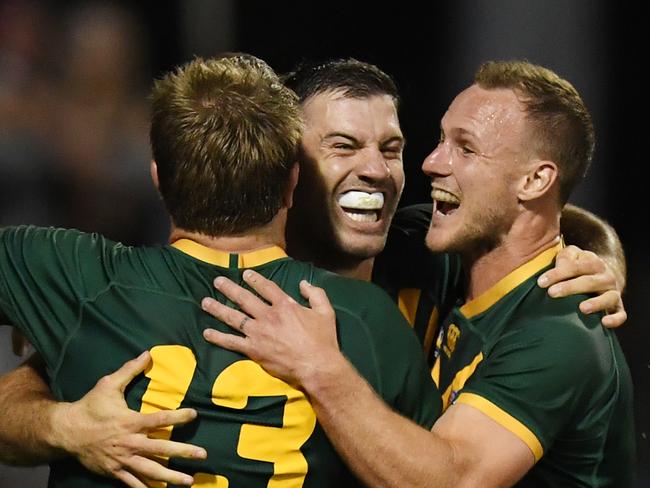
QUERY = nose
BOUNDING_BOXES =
[357,148,392,183]
[421,142,452,177]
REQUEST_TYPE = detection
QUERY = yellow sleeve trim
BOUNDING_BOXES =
[457,392,544,462]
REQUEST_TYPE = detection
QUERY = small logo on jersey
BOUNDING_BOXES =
[449,390,460,405]
[442,324,460,358]
[433,327,444,360]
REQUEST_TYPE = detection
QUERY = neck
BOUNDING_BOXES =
[331,258,374,281]
[287,238,375,281]
[463,210,560,301]
[169,213,287,254]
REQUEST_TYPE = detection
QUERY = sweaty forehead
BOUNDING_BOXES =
[302,91,402,140]
[443,85,526,137]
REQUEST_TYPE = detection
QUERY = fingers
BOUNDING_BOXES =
[579,289,621,314]
[299,280,334,317]
[201,296,252,335]
[203,327,249,355]
[546,267,618,297]
[242,270,297,305]
[135,436,207,461]
[538,246,604,288]
[601,309,628,329]
[105,351,152,392]
[114,470,148,488]
[213,274,269,317]
[579,290,627,328]
[123,455,195,486]
[546,275,599,298]
[139,407,198,431]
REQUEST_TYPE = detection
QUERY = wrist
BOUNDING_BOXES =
[300,351,355,398]
[46,400,79,456]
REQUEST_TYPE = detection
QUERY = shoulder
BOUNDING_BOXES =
[496,286,611,378]
[0,225,121,253]
[311,267,398,313]
[310,267,415,338]
[0,226,130,266]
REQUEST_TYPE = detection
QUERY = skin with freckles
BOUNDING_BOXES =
[425,87,528,258]
[424,84,562,299]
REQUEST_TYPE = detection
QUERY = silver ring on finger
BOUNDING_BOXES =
[239,316,250,334]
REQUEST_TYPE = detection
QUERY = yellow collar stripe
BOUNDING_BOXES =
[457,393,544,461]
[460,243,563,319]
[171,239,288,268]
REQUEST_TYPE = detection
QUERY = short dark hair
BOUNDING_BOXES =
[150,55,302,235]
[283,58,400,107]
[475,60,595,204]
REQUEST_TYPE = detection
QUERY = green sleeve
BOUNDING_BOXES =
[329,279,442,429]
[460,310,614,455]
[0,226,119,367]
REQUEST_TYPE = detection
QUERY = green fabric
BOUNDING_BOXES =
[0,225,441,488]
[435,261,635,487]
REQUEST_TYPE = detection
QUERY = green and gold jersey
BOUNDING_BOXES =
[0,226,441,488]
[432,244,636,487]
[373,204,463,365]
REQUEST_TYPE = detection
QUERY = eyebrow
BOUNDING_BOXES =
[450,127,477,140]
[322,132,360,144]
[322,132,406,147]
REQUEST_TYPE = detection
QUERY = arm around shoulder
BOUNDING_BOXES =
[0,353,68,465]
[560,204,626,290]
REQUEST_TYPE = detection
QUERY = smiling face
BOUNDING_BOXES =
[422,84,531,256]
[288,90,405,270]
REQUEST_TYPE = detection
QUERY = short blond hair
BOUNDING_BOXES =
[475,60,594,204]
[150,54,302,235]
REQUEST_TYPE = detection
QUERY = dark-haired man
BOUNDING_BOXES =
[0,58,626,486]
[0,54,439,487]
[203,60,635,487]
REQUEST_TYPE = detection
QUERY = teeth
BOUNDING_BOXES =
[431,188,460,205]
[345,211,378,222]
[338,191,384,210]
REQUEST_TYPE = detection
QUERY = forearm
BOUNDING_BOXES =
[561,204,626,289]
[0,355,69,465]
[301,354,460,488]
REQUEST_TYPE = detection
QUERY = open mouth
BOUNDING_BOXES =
[432,188,460,216]
[337,191,384,223]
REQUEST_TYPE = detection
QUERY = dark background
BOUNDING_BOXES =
[0,1,647,485]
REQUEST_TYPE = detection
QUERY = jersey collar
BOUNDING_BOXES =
[171,239,288,268]
[460,242,563,319]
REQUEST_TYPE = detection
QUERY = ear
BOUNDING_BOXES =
[283,162,300,209]
[518,159,558,202]
[150,160,160,190]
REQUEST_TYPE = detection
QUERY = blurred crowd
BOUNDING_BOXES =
[0,0,168,245]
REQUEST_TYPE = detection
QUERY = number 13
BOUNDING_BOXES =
[139,345,317,487]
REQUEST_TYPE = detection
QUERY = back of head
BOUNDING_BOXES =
[283,58,400,107]
[150,54,302,235]
[474,60,595,205]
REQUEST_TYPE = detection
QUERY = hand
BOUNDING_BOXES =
[54,351,206,488]
[200,269,342,387]
[537,245,627,328]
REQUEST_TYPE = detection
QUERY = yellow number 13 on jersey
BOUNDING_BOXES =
[140,345,317,487]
